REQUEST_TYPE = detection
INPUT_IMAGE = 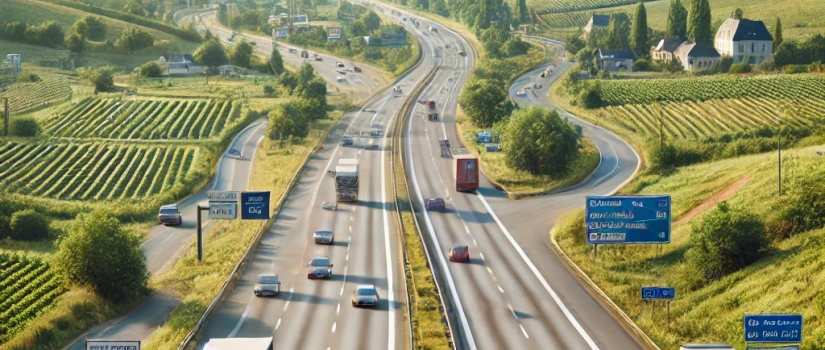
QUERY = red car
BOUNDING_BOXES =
[426,198,446,210]
[449,244,470,263]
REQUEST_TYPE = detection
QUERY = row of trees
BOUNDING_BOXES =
[267,63,328,141]
[192,38,258,70]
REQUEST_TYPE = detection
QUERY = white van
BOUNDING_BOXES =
[205,337,273,350]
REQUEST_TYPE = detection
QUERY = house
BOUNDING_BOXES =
[714,18,774,64]
[673,42,721,71]
[597,48,635,72]
[163,54,204,76]
[584,15,610,34]
[218,65,241,76]
[650,37,685,61]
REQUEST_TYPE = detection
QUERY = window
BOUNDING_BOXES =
[751,43,755,53]
[698,61,702,68]
[689,59,694,65]
[739,44,744,52]
[762,44,766,52]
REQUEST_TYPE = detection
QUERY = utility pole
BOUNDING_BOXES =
[2,97,9,137]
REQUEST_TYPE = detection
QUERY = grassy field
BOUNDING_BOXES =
[0,254,65,344]
[536,0,825,41]
[456,111,601,198]
[140,111,343,349]
[0,141,201,200]
[42,98,242,140]
[124,76,282,99]
[553,144,825,349]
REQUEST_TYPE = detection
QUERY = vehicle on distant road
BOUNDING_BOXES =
[393,85,402,93]
[314,54,322,61]
[337,75,346,82]
[204,337,273,350]
[516,89,527,96]
[253,274,281,297]
[426,198,446,210]
[449,244,470,263]
[351,285,379,307]
[402,16,407,21]
[289,48,297,54]
[341,135,354,145]
[458,50,466,56]
[421,99,438,121]
[336,61,345,68]
[428,25,436,32]
[301,50,309,58]
[366,139,378,150]
[454,153,479,192]
[322,201,337,210]
[353,66,361,72]
[534,83,542,89]
[314,230,334,245]
[158,204,182,226]
[307,257,333,279]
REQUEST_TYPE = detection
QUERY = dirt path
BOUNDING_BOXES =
[675,175,752,226]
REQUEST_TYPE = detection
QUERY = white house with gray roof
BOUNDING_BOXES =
[714,18,774,65]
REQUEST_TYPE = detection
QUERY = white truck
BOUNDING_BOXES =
[204,337,273,350]
[334,159,359,202]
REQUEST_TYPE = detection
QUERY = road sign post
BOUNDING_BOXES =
[585,195,672,245]
[241,191,270,220]
[642,287,675,324]
[744,314,802,344]
[196,205,209,261]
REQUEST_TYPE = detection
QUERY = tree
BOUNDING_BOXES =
[686,202,768,281]
[298,62,316,90]
[605,15,629,50]
[81,66,116,93]
[9,209,49,241]
[54,211,149,302]
[299,78,328,117]
[266,99,311,141]
[630,1,649,58]
[732,8,743,20]
[269,46,285,75]
[71,20,89,39]
[229,40,254,68]
[4,22,27,40]
[774,17,783,50]
[348,20,369,37]
[11,117,41,136]
[204,29,213,41]
[458,78,513,128]
[480,27,509,58]
[502,107,580,177]
[687,0,712,45]
[361,11,382,31]
[666,0,688,38]
[278,71,299,93]
[83,16,107,41]
[123,0,147,17]
[65,32,86,53]
[194,38,228,71]
[115,27,154,52]
[514,0,529,26]
[139,61,163,77]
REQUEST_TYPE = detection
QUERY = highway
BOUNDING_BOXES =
[65,10,392,350]
[193,8,437,350]
[395,8,645,350]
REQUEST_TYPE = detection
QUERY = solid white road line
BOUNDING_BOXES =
[227,295,254,338]
[381,108,396,350]
[477,193,600,349]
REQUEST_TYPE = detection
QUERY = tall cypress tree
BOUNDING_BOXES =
[631,1,649,58]
[515,0,529,26]
[774,17,783,50]
[606,15,628,50]
[687,0,711,45]
[666,0,687,39]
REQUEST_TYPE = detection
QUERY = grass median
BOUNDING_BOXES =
[455,109,601,199]
[140,111,342,349]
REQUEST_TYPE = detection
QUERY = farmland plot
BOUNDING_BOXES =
[0,78,72,114]
[0,254,65,343]
[528,0,639,15]
[42,98,241,140]
[0,141,199,200]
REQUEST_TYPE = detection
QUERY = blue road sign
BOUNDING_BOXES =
[241,191,270,220]
[585,195,671,244]
[641,287,675,300]
[744,314,802,343]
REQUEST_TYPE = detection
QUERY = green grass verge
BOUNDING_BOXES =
[552,144,825,349]
[139,112,342,349]
[455,109,600,199]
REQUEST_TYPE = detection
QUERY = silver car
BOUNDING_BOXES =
[307,257,333,279]
[314,230,334,245]
[351,285,379,307]
[253,274,281,297]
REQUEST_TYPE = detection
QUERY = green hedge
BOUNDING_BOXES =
[43,0,202,43]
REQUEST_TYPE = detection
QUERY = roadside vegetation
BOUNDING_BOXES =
[553,145,825,349]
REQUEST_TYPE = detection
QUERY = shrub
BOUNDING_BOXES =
[9,209,50,241]
[263,85,277,97]
[784,64,808,74]
[0,214,10,239]
[771,165,825,239]
[633,58,651,71]
[266,98,311,141]
[17,72,41,82]
[577,82,603,109]
[719,56,733,73]
[65,32,86,53]
[54,210,149,303]
[138,61,163,78]
[114,27,154,52]
[502,106,580,177]
[11,117,41,137]
[728,62,753,73]
[686,202,769,281]
[80,66,116,93]
[649,141,705,170]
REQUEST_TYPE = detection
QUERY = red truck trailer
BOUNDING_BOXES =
[453,154,479,192]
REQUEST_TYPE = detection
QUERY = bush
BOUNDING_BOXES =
[633,58,651,71]
[771,165,825,239]
[0,215,9,239]
[54,210,149,303]
[11,117,41,137]
[649,140,705,170]
[577,82,603,109]
[17,72,41,82]
[686,202,769,281]
[784,64,808,74]
[458,78,514,128]
[728,62,753,74]
[80,66,116,93]
[65,32,86,53]
[114,27,154,52]
[502,106,581,177]
[719,56,733,73]
[9,209,50,241]
[263,85,277,97]
[266,98,311,141]
[138,61,163,77]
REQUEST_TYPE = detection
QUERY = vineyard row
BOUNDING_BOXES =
[0,142,198,201]
[42,98,241,140]
[528,0,638,15]
[0,254,64,343]
[0,78,72,114]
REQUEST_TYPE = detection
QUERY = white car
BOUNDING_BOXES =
[516,89,527,96]
[336,62,345,68]
[393,85,402,93]
[336,75,346,82]
[351,285,379,307]
[428,25,436,32]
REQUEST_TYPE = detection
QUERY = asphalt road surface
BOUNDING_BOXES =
[397,12,645,350]
[65,10,391,350]
[193,7,437,350]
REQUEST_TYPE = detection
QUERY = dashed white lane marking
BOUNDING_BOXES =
[337,304,341,314]
[349,225,352,232]
[479,252,485,260]
[486,267,494,275]
[275,318,282,330]
[520,325,530,339]
[332,322,337,333]
[497,285,505,294]
[283,288,294,312]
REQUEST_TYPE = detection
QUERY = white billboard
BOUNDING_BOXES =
[86,340,140,350]
[327,27,342,40]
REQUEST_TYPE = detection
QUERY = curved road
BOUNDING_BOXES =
[65,10,392,350]
[396,9,645,350]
